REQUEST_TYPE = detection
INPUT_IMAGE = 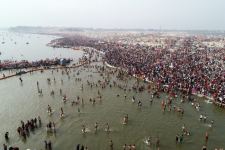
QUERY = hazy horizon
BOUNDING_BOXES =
[1,0,225,30]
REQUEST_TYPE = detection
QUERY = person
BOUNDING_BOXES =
[94,122,98,133]
[80,145,84,150]
[156,137,160,148]
[147,136,151,146]
[132,96,135,103]
[38,116,42,127]
[81,84,84,91]
[205,132,209,142]
[9,147,19,150]
[123,114,128,124]
[150,99,153,105]
[19,77,23,83]
[131,144,136,150]
[181,109,184,116]
[123,144,127,150]
[82,125,86,133]
[176,134,179,144]
[48,140,52,150]
[63,95,67,103]
[203,115,207,123]
[76,144,80,150]
[3,144,7,150]
[50,90,54,96]
[59,88,62,95]
[5,132,9,141]
[53,122,56,133]
[179,134,183,143]
[210,120,214,128]
[109,140,113,150]
[138,100,142,107]
[202,145,207,150]
[182,124,186,132]
[38,88,43,96]
[92,98,96,105]
[47,105,52,114]
[105,123,110,132]
[60,107,64,119]
[81,98,84,105]
[44,140,48,149]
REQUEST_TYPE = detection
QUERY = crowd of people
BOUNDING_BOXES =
[51,34,224,105]
[3,117,42,150]
[104,38,224,105]
[17,116,42,140]
[0,58,71,70]
[1,34,224,150]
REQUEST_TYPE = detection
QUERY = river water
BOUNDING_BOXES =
[0,31,224,150]
[0,31,83,61]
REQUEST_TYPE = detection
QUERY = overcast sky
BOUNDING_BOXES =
[0,0,225,30]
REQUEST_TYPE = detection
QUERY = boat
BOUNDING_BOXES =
[26,42,29,44]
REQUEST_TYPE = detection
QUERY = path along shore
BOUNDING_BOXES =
[0,61,89,81]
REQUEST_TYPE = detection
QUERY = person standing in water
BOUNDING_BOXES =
[202,145,207,150]
[80,145,84,150]
[4,132,9,141]
[60,107,64,118]
[53,122,56,133]
[76,144,80,150]
[82,124,86,133]
[105,123,110,132]
[109,140,113,150]
[59,88,62,95]
[44,140,48,149]
[94,122,98,133]
[19,77,23,83]
[132,96,135,103]
[156,137,160,148]
[3,144,7,150]
[47,105,52,114]
[175,134,179,144]
[37,81,39,88]
[48,140,52,150]
[138,100,142,107]
[205,132,209,143]
[123,114,128,124]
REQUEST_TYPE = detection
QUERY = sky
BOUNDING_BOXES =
[0,0,225,30]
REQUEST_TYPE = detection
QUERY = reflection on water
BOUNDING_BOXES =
[0,62,224,150]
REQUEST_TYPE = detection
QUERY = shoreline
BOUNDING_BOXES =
[0,61,89,81]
